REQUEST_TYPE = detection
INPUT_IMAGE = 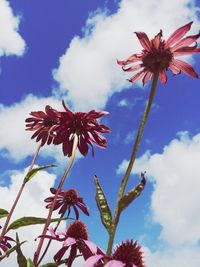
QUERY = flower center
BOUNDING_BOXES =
[66,221,88,240]
[112,240,144,267]
[43,117,56,127]
[142,48,172,73]
[63,189,78,205]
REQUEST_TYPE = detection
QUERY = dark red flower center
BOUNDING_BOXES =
[142,47,172,73]
[66,221,88,240]
[112,240,145,267]
[63,189,78,205]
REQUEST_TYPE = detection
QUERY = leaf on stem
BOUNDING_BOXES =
[0,241,26,261]
[23,164,56,184]
[16,233,27,267]
[26,258,34,267]
[0,208,9,219]
[7,216,69,231]
[94,175,112,233]
[118,172,146,214]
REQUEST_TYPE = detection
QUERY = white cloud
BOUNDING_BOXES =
[117,132,200,246]
[0,0,25,57]
[0,94,64,162]
[0,167,68,266]
[144,246,200,267]
[117,98,128,107]
[53,0,200,110]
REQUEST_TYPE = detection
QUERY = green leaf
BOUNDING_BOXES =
[7,216,68,231]
[0,208,9,219]
[23,164,56,183]
[27,258,34,267]
[94,175,112,233]
[0,241,26,261]
[118,172,146,214]
[16,233,27,267]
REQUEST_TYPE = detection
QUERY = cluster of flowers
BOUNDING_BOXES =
[41,188,145,267]
[25,100,110,157]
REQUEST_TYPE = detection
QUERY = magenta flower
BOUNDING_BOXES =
[39,221,102,267]
[0,227,15,256]
[25,105,61,146]
[53,100,110,157]
[118,21,200,84]
[84,240,145,267]
[44,188,89,219]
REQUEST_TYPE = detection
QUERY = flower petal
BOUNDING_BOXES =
[172,58,199,78]
[128,70,145,83]
[142,71,152,85]
[63,237,76,247]
[169,62,181,75]
[83,255,104,267]
[117,54,142,66]
[159,70,167,84]
[173,46,200,56]
[122,64,142,72]
[171,32,200,51]
[135,32,152,51]
[152,30,162,49]
[165,21,193,48]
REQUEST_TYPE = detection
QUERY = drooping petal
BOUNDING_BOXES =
[171,32,200,51]
[135,32,152,51]
[172,58,199,78]
[122,64,142,72]
[128,70,145,83]
[173,46,200,56]
[142,71,152,85]
[165,21,193,48]
[117,54,142,65]
[159,70,167,84]
[169,62,181,74]
[83,255,104,267]
[63,237,76,247]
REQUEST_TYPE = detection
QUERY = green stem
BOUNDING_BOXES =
[106,73,159,255]
[0,142,41,242]
[34,136,78,266]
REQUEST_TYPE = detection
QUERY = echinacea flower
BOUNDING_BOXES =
[25,105,61,146]
[39,221,102,267]
[84,240,145,267]
[0,227,15,256]
[44,188,89,219]
[53,100,110,157]
[118,21,200,84]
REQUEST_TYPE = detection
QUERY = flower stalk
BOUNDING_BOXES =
[0,142,42,242]
[34,135,78,266]
[106,72,159,256]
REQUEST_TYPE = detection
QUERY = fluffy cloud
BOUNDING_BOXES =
[53,0,200,110]
[0,94,64,161]
[0,0,25,57]
[117,132,200,246]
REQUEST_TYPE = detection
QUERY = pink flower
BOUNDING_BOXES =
[44,188,89,219]
[53,101,110,157]
[39,221,103,267]
[0,227,15,256]
[25,105,61,146]
[118,22,200,84]
[84,240,145,267]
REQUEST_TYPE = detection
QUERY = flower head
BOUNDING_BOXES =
[84,240,145,267]
[39,221,102,267]
[53,100,110,157]
[0,227,15,256]
[25,105,61,146]
[118,21,200,84]
[44,188,89,219]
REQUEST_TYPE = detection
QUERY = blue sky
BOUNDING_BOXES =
[0,0,200,266]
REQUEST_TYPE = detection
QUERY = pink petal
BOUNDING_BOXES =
[173,47,200,56]
[63,237,76,247]
[128,70,145,83]
[159,70,167,84]
[169,62,181,74]
[152,30,162,49]
[171,32,200,51]
[83,240,99,254]
[142,71,152,85]
[122,64,142,72]
[135,32,152,51]
[172,58,199,78]
[117,54,142,65]
[105,260,125,267]
[83,255,104,267]
[165,21,193,48]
